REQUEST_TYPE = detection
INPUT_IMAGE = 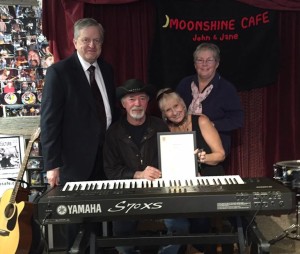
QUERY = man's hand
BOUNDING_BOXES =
[47,167,60,187]
[134,166,161,180]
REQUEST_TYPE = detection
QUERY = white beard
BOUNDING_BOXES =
[129,107,145,120]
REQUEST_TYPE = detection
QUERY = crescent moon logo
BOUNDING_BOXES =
[162,15,170,28]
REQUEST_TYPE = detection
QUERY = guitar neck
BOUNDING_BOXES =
[9,140,34,204]
[9,127,40,204]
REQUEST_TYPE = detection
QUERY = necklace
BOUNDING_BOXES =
[179,119,191,131]
[170,115,191,131]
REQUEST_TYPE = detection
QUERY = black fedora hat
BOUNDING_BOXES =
[116,79,155,100]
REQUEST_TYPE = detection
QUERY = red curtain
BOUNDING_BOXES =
[42,0,300,178]
[84,1,156,84]
[263,12,300,176]
[238,0,300,10]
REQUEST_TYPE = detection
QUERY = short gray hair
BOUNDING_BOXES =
[193,43,220,63]
[74,18,104,43]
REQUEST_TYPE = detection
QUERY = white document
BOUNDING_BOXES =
[158,132,197,179]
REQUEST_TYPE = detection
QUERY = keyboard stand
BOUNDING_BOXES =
[69,230,84,254]
[246,218,271,254]
[69,222,110,254]
[88,216,269,254]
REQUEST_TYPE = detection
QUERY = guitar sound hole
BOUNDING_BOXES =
[4,203,15,218]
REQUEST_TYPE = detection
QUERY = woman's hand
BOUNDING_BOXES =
[195,148,206,163]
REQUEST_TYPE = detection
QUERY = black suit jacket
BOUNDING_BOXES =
[40,52,116,181]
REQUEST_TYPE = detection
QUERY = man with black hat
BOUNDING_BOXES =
[103,78,169,254]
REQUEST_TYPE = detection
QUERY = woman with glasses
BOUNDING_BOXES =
[176,43,243,156]
[156,88,225,254]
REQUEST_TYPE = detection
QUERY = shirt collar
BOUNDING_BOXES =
[76,52,98,71]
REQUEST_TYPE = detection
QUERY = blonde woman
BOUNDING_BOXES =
[157,88,225,176]
[157,88,226,254]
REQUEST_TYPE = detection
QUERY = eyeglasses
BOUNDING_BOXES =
[156,88,174,102]
[80,38,102,45]
[195,58,215,65]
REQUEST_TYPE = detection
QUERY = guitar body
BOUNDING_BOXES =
[0,189,33,254]
[0,127,40,254]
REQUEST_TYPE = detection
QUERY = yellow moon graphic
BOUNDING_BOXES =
[162,15,169,28]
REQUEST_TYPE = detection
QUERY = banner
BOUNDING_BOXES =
[149,0,279,91]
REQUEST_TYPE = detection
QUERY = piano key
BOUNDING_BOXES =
[130,181,134,188]
[62,183,69,191]
[169,180,174,186]
[217,178,222,185]
[178,180,182,186]
[157,180,160,188]
[172,180,176,186]
[143,181,148,188]
[156,179,163,187]
[61,175,245,191]
[98,181,104,189]
[189,179,194,186]
[152,180,158,188]
[37,177,294,226]
[216,177,227,185]
[122,181,129,189]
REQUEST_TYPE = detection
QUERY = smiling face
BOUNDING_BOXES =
[73,25,103,64]
[121,92,149,125]
[161,96,186,125]
[194,49,219,81]
[28,50,40,65]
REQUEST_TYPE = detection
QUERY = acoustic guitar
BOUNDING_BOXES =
[0,127,41,254]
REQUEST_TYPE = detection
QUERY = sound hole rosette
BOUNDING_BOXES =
[273,160,300,185]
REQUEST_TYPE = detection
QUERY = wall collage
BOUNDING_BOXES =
[0,3,53,117]
[0,3,49,193]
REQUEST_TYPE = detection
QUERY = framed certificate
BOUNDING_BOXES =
[157,131,198,179]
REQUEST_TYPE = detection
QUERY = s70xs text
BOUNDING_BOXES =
[107,201,163,214]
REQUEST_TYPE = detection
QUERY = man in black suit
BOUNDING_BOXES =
[40,18,116,250]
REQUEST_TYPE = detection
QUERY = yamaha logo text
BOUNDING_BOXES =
[57,204,102,215]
